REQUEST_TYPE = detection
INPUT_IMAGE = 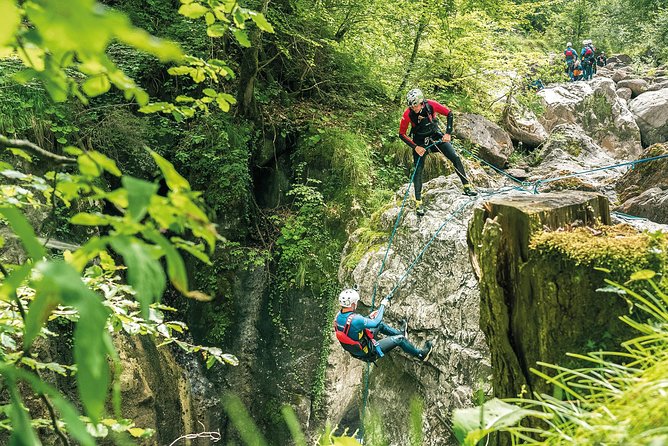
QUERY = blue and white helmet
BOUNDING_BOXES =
[338,289,360,307]
[406,88,425,107]
[567,42,572,47]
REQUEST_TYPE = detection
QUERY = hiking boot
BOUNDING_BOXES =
[414,199,425,216]
[418,341,433,362]
[463,184,478,196]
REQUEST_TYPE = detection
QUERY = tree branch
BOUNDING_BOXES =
[0,135,77,165]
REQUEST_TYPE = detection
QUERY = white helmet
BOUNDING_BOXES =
[582,40,588,45]
[567,42,572,47]
[406,88,424,107]
[338,289,360,307]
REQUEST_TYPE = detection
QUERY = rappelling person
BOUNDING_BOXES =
[564,42,577,81]
[399,88,477,216]
[333,288,433,362]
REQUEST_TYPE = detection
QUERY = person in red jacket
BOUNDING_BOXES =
[399,88,477,216]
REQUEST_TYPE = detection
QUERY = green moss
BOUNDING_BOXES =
[530,225,667,280]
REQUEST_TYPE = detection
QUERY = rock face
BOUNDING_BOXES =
[114,332,221,445]
[616,143,668,223]
[617,78,649,97]
[454,113,514,168]
[502,101,548,148]
[467,193,639,407]
[537,77,643,159]
[326,175,493,446]
[629,89,668,146]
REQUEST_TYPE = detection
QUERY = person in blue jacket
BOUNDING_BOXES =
[564,42,577,81]
[333,289,433,362]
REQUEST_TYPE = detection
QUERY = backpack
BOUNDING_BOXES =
[333,313,382,361]
[584,47,594,58]
[565,49,575,58]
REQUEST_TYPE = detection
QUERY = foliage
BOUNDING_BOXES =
[453,273,668,445]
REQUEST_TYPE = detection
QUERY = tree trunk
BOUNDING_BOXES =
[394,19,427,103]
[236,0,271,118]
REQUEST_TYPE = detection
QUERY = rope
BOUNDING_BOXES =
[530,153,668,194]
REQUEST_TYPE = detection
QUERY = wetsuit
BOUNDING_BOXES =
[334,305,423,361]
[398,99,469,201]
[581,46,595,80]
[564,47,577,81]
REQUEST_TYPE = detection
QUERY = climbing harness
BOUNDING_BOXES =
[333,313,384,361]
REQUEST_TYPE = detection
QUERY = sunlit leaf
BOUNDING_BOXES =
[0,0,20,46]
[207,24,227,37]
[233,29,251,47]
[110,236,166,319]
[249,12,274,33]
[71,212,115,226]
[144,229,188,295]
[82,75,111,97]
[149,149,190,191]
[630,270,656,281]
[122,176,158,222]
[179,2,209,18]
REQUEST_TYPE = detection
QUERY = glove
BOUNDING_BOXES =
[380,298,390,307]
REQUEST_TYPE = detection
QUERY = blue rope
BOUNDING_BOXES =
[530,153,668,194]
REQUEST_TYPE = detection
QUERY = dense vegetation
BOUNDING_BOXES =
[0,0,666,444]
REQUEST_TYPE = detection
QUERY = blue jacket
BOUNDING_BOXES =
[334,304,385,355]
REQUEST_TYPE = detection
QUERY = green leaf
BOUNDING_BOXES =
[122,176,158,222]
[64,146,84,155]
[203,88,217,97]
[630,270,656,281]
[110,236,166,319]
[32,261,112,422]
[0,206,46,260]
[452,398,550,444]
[24,263,61,349]
[82,75,111,97]
[8,147,33,162]
[144,230,188,295]
[205,12,215,25]
[0,0,20,46]
[71,212,115,226]
[207,24,227,37]
[149,149,190,191]
[249,12,274,33]
[78,153,101,177]
[179,2,209,18]
[233,29,251,47]
[89,151,122,177]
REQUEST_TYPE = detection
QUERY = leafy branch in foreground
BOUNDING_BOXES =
[0,139,234,443]
[453,269,668,445]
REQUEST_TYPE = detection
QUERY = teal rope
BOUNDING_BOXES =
[453,141,529,189]
[530,153,668,194]
[359,141,436,441]
[612,211,647,220]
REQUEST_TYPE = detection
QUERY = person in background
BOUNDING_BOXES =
[333,288,433,362]
[581,39,595,80]
[573,59,583,81]
[564,42,577,81]
[398,88,478,216]
[597,52,607,67]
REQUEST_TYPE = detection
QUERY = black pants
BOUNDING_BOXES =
[412,136,469,200]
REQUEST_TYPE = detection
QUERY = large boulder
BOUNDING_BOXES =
[617,78,649,97]
[617,187,668,224]
[327,175,494,446]
[537,77,642,159]
[529,124,619,194]
[608,54,632,65]
[629,89,668,146]
[616,87,632,101]
[648,80,668,92]
[454,113,514,168]
[502,100,549,149]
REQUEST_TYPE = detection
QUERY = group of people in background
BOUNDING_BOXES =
[564,39,606,82]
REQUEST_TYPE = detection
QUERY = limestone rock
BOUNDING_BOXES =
[502,101,548,149]
[617,78,649,97]
[629,89,668,146]
[453,113,514,168]
[616,86,632,101]
[329,175,494,446]
[537,77,642,159]
[609,54,632,65]
[618,187,668,224]
[617,143,668,200]
[648,80,668,92]
[611,69,633,83]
